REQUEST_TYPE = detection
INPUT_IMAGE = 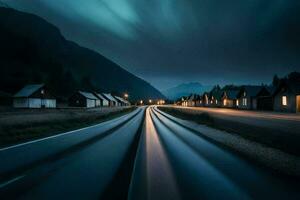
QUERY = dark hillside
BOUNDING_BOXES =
[0,7,164,101]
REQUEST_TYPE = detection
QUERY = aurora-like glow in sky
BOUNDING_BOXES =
[4,0,300,90]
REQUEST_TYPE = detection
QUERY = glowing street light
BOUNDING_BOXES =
[124,93,129,99]
[140,100,143,105]
[149,99,152,104]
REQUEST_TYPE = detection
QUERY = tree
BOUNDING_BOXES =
[272,74,280,87]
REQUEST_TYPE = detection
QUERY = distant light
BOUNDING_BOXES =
[124,93,129,99]
[140,100,143,104]
[149,99,152,103]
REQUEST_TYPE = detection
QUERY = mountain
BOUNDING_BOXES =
[0,7,164,101]
[162,82,212,100]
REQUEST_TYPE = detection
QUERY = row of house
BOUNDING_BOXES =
[13,84,130,108]
[179,80,300,113]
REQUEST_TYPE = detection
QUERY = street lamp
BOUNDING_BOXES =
[149,99,152,104]
[124,93,129,100]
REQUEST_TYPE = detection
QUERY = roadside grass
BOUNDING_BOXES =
[0,107,136,148]
[158,106,300,156]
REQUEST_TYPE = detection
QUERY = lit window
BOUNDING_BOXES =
[223,99,227,106]
[236,100,239,106]
[216,100,218,104]
[282,96,287,106]
[243,98,247,106]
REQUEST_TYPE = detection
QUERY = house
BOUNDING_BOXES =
[68,91,98,108]
[202,92,210,106]
[114,96,131,106]
[208,86,223,107]
[180,96,188,107]
[255,86,275,111]
[186,94,202,107]
[195,94,202,107]
[236,86,265,110]
[273,80,300,113]
[102,93,118,106]
[13,84,56,108]
[187,94,196,107]
[114,96,129,106]
[93,93,109,106]
[221,88,240,108]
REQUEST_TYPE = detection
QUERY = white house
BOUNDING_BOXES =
[102,93,118,106]
[114,96,131,106]
[13,84,56,108]
[69,91,98,108]
[94,93,109,106]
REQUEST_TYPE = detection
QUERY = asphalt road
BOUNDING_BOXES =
[0,106,299,200]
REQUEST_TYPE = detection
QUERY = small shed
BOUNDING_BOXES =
[273,81,300,113]
[113,96,125,106]
[114,96,130,106]
[13,84,56,108]
[94,93,109,106]
[102,93,118,106]
[69,91,98,108]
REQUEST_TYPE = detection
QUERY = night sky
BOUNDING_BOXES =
[5,0,300,90]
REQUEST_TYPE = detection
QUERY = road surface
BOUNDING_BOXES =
[0,106,299,199]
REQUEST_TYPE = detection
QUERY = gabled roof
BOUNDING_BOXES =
[14,84,44,98]
[114,96,130,104]
[266,86,277,95]
[94,93,108,101]
[209,89,223,100]
[102,93,118,102]
[273,79,300,96]
[79,91,98,100]
[238,85,265,98]
[223,89,239,99]
[187,94,197,101]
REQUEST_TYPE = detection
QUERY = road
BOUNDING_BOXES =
[0,106,299,199]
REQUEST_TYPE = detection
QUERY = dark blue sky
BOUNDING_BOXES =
[5,0,300,90]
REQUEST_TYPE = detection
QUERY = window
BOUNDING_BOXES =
[243,98,247,106]
[236,99,239,106]
[216,100,218,104]
[282,96,287,106]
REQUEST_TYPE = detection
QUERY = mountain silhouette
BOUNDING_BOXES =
[0,7,164,101]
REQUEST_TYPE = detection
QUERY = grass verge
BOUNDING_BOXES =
[0,107,136,148]
[158,106,300,156]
